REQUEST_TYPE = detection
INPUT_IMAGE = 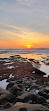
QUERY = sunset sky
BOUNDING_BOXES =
[0,0,49,48]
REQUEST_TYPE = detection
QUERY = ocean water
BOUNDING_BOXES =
[0,48,49,77]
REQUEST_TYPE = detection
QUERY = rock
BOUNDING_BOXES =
[38,91,49,99]
[0,87,15,106]
[28,59,35,61]
[9,55,21,61]
[44,87,49,93]
[3,102,49,111]
[9,56,15,60]
[27,85,39,94]
[6,82,14,90]
[17,80,23,84]
[35,68,46,75]
[48,76,49,78]
[18,84,24,90]
[30,85,39,90]
[15,55,21,58]
[46,99,49,104]
[46,62,49,65]
[8,84,22,96]
[19,107,27,111]
[1,103,12,109]
[36,61,40,64]
[16,92,46,105]
[35,95,47,104]
[46,99,49,102]
[40,86,49,93]
[16,92,33,103]
[45,61,49,65]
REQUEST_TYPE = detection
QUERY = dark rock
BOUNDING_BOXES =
[15,55,21,58]
[18,84,24,90]
[6,82,14,90]
[16,92,33,103]
[35,95,47,104]
[17,80,23,84]
[10,56,15,58]
[2,103,12,109]
[48,76,49,78]
[0,61,5,64]
[44,87,49,93]
[30,85,39,90]
[0,58,7,60]
[19,108,27,111]
[0,87,15,105]
[45,62,49,65]
[38,91,49,99]
[28,59,35,61]
[9,84,22,96]
[35,68,46,75]
[16,92,46,105]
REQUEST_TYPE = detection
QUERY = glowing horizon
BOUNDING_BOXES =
[0,0,49,48]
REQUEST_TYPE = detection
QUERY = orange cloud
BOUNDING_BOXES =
[0,24,49,48]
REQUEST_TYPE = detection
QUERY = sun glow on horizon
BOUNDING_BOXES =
[0,24,49,48]
[25,44,32,49]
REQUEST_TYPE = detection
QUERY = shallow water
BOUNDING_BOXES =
[33,62,49,77]
[0,79,9,89]
[21,53,49,77]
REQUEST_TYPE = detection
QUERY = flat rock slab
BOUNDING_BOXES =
[3,102,49,111]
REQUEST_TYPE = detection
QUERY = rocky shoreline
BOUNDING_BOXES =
[0,55,49,111]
